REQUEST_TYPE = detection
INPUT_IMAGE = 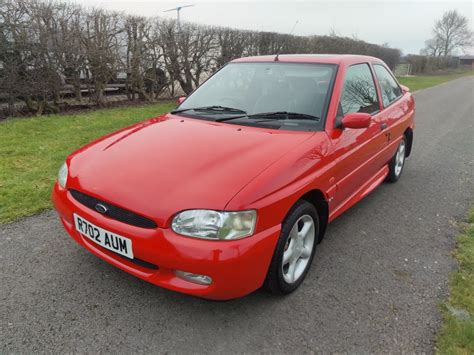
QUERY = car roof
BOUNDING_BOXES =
[231,54,385,66]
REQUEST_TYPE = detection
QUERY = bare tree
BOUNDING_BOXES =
[157,19,181,95]
[27,0,68,113]
[421,37,443,57]
[178,23,217,92]
[215,27,248,68]
[144,18,168,99]
[50,2,86,102]
[0,0,403,118]
[0,0,60,115]
[124,15,151,101]
[158,20,216,95]
[426,9,472,57]
[81,9,123,106]
[0,0,22,115]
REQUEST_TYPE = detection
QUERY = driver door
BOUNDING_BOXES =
[329,63,388,210]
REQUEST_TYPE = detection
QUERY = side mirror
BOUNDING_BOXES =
[177,96,186,105]
[341,112,371,129]
[400,85,410,94]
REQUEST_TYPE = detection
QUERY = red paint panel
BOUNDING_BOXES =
[53,55,415,299]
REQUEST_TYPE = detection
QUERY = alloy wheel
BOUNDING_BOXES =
[282,215,315,284]
[394,140,406,177]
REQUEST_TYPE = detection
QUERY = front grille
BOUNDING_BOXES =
[70,189,157,229]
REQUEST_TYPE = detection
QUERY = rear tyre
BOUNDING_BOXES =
[385,136,407,183]
[264,200,319,295]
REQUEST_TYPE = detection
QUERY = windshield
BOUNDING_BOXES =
[176,62,337,131]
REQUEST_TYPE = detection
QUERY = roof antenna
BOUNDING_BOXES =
[275,20,299,62]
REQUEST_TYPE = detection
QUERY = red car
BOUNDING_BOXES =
[52,55,415,300]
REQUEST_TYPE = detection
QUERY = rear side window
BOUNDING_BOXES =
[374,64,402,107]
[340,63,379,115]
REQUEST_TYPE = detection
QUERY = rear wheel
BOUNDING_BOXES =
[386,137,407,183]
[264,200,319,294]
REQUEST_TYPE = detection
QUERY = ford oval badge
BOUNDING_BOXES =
[95,203,108,214]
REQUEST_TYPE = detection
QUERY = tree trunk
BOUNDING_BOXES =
[94,82,105,106]
[36,101,45,116]
[73,73,82,103]
[7,95,16,116]
[24,96,36,113]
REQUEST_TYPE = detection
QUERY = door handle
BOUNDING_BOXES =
[380,123,388,130]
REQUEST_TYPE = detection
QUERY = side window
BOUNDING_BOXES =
[340,63,379,116]
[374,64,402,107]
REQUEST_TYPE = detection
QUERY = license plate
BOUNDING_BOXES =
[73,213,134,259]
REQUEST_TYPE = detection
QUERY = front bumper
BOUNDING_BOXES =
[52,183,281,300]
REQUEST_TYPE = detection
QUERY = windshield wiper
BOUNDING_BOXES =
[216,111,320,122]
[171,105,246,115]
[252,111,320,120]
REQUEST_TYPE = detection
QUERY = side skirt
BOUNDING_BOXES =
[328,165,389,222]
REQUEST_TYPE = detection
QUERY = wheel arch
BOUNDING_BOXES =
[298,189,329,242]
[404,127,413,157]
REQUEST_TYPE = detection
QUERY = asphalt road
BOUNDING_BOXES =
[1,76,473,353]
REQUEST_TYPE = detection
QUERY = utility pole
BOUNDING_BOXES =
[163,4,195,32]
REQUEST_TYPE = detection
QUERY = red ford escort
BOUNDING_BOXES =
[52,55,415,300]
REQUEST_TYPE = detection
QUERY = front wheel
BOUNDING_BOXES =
[264,200,319,295]
[386,137,407,183]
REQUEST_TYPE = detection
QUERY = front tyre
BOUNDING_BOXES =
[264,200,319,295]
[385,136,407,183]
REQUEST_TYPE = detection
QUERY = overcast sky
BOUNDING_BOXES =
[71,0,473,55]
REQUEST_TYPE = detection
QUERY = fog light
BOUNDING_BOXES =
[175,270,213,285]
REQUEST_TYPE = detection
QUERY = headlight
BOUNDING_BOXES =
[58,162,68,189]
[172,210,257,240]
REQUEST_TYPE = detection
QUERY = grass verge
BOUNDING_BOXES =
[397,71,473,92]
[0,101,175,224]
[436,208,474,354]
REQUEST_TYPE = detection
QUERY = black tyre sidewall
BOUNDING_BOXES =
[265,200,319,294]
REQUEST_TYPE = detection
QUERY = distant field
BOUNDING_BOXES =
[397,71,474,91]
[0,101,175,224]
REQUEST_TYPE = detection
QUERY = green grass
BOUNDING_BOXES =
[397,71,474,92]
[0,102,175,224]
[437,208,474,354]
